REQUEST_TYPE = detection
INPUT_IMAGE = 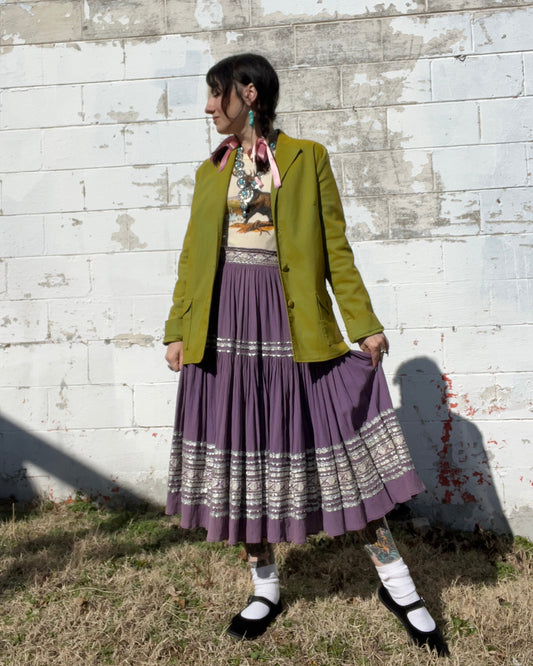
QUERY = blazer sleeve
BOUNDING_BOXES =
[163,167,201,345]
[315,143,384,342]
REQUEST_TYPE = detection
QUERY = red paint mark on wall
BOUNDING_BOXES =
[438,374,476,504]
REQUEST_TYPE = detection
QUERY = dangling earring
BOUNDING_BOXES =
[248,109,254,127]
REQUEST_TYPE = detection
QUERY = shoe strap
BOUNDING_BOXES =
[246,595,278,611]
[401,596,426,613]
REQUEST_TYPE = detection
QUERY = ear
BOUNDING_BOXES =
[242,82,258,106]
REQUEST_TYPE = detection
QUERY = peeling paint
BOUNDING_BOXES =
[55,379,68,410]
[111,214,147,250]
[38,273,68,289]
[108,109,140,122]
[194,0,224,30]
[112,334,155,348]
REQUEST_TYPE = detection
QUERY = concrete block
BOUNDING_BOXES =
[342,149,434,196]
[0,85,82,130]
[133,382,177,426]
[359,283,397,330]
[166,0,249,32]
[489,278,532,325]
[83,165,168,210]
[352,238,443,286]
[342,60,431,108]
[124,120,209,166]
[89,251,176,297]
[433,144,528,191]
[428,0,529,10]
[42,125,125,170]
[251,0,425,25]
[481,98,533,143]
[277,67,341,113]
[299,109,387,153]
[343,196,390,241]
[168,164,197,206]
[396,281,491,328]
[431,54,524,102]
[1,215,44,257]
[389,191,480,238]
[295,19,382,66]
[0,44,44,88]
[473,7,533,54]
[0,262,5,294]
[383,13,471,60]
[480,187,533,234]
[124,34,213,80]
[443,235,528,282]
[88,342,170,385]
[2,171,85,215]
[167,76,207,120]
[48,294,169,342]
[42,40,125,86]
[48,384,133,430]
[0,1,82,45]
[0,342,88,387]
[443,325,532,372]
[44,208,188,255]
[388,101,479,149]
[525,53,533,96]
[0,387,49,431]
[47,427,172,503]
[0,129,42,172]
[209,27,295,68]
[82,0,165,39]
[7,255,91,299]
[0,300,48,343]
[516,235,533,279]
[276,113,299,138]
[385,327,445,373]
[83,79,167,124]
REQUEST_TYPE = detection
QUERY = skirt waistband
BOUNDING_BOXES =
[221,246,278,266]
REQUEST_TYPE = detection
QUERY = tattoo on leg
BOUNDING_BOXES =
[360,518,401,566]
[245,540,275,568]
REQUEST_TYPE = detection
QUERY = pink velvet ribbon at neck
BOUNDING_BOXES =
[210,135,281,189]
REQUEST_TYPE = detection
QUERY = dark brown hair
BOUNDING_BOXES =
[206,53,279,138]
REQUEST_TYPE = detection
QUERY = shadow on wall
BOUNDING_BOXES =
[0,416,152,508]
[394,357,511,535]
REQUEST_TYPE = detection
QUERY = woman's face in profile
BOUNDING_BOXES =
[205,83,248,135]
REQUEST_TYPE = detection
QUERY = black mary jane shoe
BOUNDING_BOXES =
[378,585,450,657]
[226,595,283,640]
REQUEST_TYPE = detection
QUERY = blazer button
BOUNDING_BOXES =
[287,300,294,308]
[282,264,290,272]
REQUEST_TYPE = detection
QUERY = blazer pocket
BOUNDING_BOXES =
[315,293,343,345]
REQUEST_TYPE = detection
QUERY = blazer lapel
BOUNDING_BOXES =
[271,132,302,213]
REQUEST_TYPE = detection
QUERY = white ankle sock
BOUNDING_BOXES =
[376,557,436,632]
[240,564,280,620]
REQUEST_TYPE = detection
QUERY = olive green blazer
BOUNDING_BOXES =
[164,132,383,363]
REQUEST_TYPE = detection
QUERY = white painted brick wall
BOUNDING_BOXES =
[1,0,532,537]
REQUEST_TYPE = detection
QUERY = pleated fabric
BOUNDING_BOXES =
[166,248,425,544]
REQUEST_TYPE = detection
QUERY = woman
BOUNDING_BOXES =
[164,53,449,656]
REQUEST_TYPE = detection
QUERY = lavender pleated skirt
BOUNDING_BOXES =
[166,247,424,545]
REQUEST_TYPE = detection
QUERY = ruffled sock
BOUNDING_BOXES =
[376,558,436,632]
[240,564,280,620]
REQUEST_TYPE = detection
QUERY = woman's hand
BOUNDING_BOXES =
[165,341,184,372]
[357,333,389,369]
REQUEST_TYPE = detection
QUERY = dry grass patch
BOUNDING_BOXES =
[0,498,531,665]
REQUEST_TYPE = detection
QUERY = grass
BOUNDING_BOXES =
[0,497,532,665]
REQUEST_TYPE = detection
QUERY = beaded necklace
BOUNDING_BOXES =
[233,139,277,217]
